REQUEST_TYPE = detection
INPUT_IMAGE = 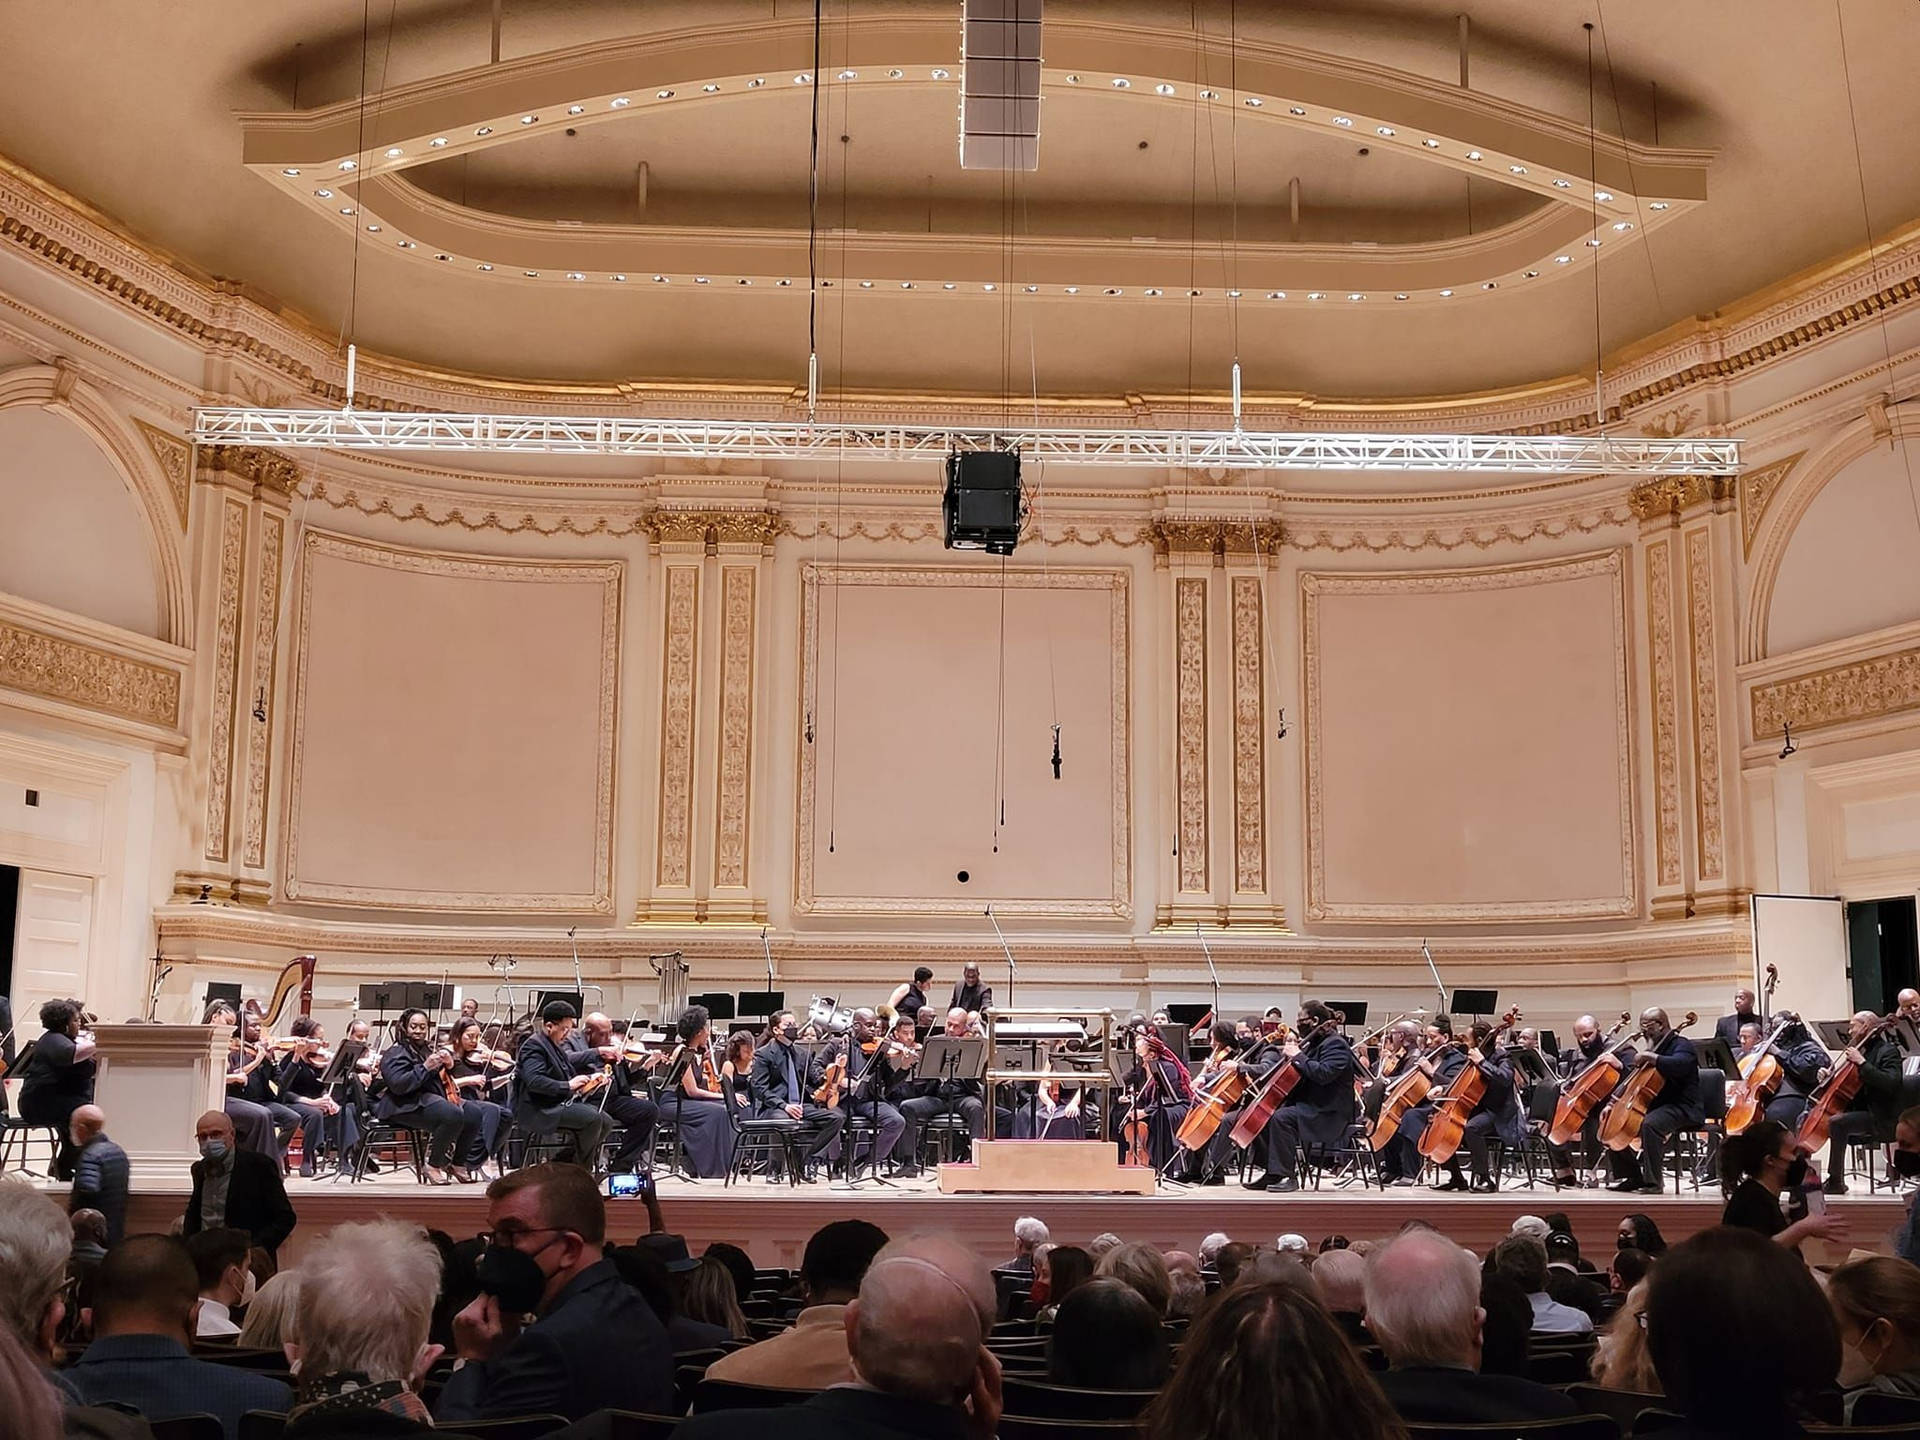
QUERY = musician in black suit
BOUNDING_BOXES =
[749,1009,845,1173]
[0,992,14,1117]
[514,1001,617,1171]
[824,1008,909,1176]
[1425,1022,1525,1193]
[375,1007,483,1184]
[1713,988,1761,1053]
[894,1009,987,1162]
[577,1011,660,1174]
[277,1015,360,1177]
[949,963,993,1016]
[1819,1010,1905,1194]
[1608,1008,1703,1194]
[1760,1017,1832,1131]
[1547,1014,1632,1185]
[1247,1002,1356,1193]
[17,998,97,1178]
[1379,1016,1465,1186]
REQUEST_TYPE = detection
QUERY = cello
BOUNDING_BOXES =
[1722,1012,1799,1136]
[1369,1035,1460,1144]
[1173,1035,1259,1154]
[1596,1011,1697,1152]
[1546,1011,1633,1146]
[1226,1012,1344,1151]
[1416,1008,1522,1165]
[1796,1011,1898,1153]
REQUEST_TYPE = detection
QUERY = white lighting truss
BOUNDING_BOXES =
[191,408,1739,475]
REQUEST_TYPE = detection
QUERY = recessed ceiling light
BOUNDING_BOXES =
[520,115,537,125]
[821,280,833,287]
[1552,177,1570,188]
[1348,292,1364,301]
[1594,189,1613,202]
[1649,200,1670,210]
[1104,287,1123,295]
[1509,164,1528,174]
[1465,150,1482,161]
[1155,83,1176,95]
[1287,105,1306,116]
[523,268,537,275]
[477,263,493,271]
[612,274,626,281]
[1267,290,1285,299]
[901,281,914,289]
[313,187,333,198]
[611,96,630,107]
[1613,220,1633,231]
[695,275,711,283]
[747,77,765,88]
[1586,237,1603,247]
[942,282,956,290]
[567,271,585,280]
[702,84,720,94]
[887,68,904,79]
[1524,269,1540,278]
[1064,285,1079,294]
[794,73,812,84]
[1244,97,1263,107]
[657,90,674,99]
[1554,254,1573,264]
[983,283,996,291]
[338,205,355,215]
[1065,74,1081,85]
[1482,280,1497,289]
[1308,291,1325,300]
[475,125,493,136]
[777,278,793,286]
[365,223,380,232]
[839,70,857,80]
[430,137,448,147]
[1376,126,1395,137]
[1188,289,1202,297]
[1439,288,1454,297]
[1111,78,1131,88]
[1144,287,1162,296]
[398,240,415,249]
[339,159,357,171]
[281,167,301,176]
[653,274,668,282]
[1200,89,1219,99]
[1226,289,1241,298]
[435,253,451,261]
[739,278,754,285]
[1333,116,1353,127]
[930,68,950,80]
[1393,292,1409,301]
[1422,138,1441,149]
[860,280,874,288]
[385,146,403,158]
[568,105,584,115]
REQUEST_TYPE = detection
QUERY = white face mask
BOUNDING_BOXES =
[237,1268,257,1308]
[1839,1325,1888,1389]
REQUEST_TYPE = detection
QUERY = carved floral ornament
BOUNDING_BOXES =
[1625,473,1732,523]
[1151,517,1283,557]
[196,444,301,496]
[644,509,779,547]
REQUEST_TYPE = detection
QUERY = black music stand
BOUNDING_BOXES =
[1695,1037,1740,1077]
[1325,1001,1370,1029]
[1451,990,1499,1020]
[736,991,785,1025]
[918,1035,987,1152]
[1812,1019,1854,1051]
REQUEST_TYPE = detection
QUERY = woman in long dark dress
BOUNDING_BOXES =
[1117,1028,1193,1172]
[668,1005,734,1178]
[19,999,96,1179]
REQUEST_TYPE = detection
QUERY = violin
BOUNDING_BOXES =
[813,1052,849,1106]
[1416,1007,1523,1164]
[1596,1011,1697,1152]
[1723,1012,1801,1136]
[1797,1011,1898,1153]
[1227,1011,1346,1151]
[1546,1011,1633,1146]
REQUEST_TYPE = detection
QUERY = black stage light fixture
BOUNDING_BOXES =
[943,449,1023,556]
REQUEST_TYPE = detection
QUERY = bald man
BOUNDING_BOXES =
[1819,1010,1905,1194]
[1607,1009,1702,1194]
[1898,990,1920,1026]
[677,1237,1000,1440]
[183,1109,296,1255]
[1547,1015,1631,1186]
[1714,988,1762,1053]
[68,1104,129,1244]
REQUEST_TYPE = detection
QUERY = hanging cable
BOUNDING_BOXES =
[1593,3,1666,317]
[1584,24,1606,433]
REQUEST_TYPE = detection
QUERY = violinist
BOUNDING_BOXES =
[277,1015,359,1178]
[1245,1001,1356,1194]
[1817,1010,1904,1195]
[720,1028,757,1113]
[669,1004,734,1178]
[205,1000,285,1162]
[1427,1019,1523,1193]
[448,1017,513,1180]
[1607,1007,1702,1194]
[580,1011,660,1177]
[374,1007,483,1184]
[1760,1016,1835,1131]
[1117,1021,1194,1172]
[1548,1015,1631,1186]
[1378,1017,1464,1186]
[823,1007,911,1176]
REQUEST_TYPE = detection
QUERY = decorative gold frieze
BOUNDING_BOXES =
[134,420,190,531]
[203,498,247,862]
[0,616,181,728]
[1685,529,1724,883]
[655,565,700,889]
[1230,577,1266,895]
[1175,575,1210,894]
[198,445,300,496]
[710,512,780,548]
[241,512,284,871]
[1751,646,1920,739]
[645,509,779,548]
[1647,539,1683,889]
[1739,452,1804,557]
[1153,519,1225,556]
[713,565,756,890]
[1627,474,1727,523]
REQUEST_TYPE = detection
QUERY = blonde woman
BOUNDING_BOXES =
[236,1269,302,1351]
[1590,1280,1659,1393]
[680,1255,748,1340]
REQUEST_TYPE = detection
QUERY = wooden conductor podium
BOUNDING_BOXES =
[90,1023,232,1184]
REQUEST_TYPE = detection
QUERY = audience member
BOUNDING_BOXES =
[1005,1216,1049,1273]
[1089,1231,1122,1259]
[0,1319,70,1440]
[1034,1245,1092,1324]
[1591,1281,1659,1394]
[1827,1255,1920,1422]
[683,1255,749,1340]
[677,1237,999,1440]
[1719,1120,1848,1251]
[1143,1281,1406,1440]
[70,1208,110,1272]
[1168,1267,1206,1320]
[1025,1243,1056,1311]
[1510,1215,1552,1243]
[1276,1232,1309,1256]
[1478,1272,1534,1379]
[67,1106,128,1246]
[1164,1248,1199,1277]
[1096,1240,1173,1317]
[1312,1246,1369,1343]
[183,1110,296,1257]
[1490,1234,1593,1334]
[1617,1212,1667,1256]
[1362,1227,1577,1423]
[235,1269,301,1351]
[1048,1278,1170,1390]
[184,1228,254,1339]
[1646,1225,1839,1440]
[283,1220,443,1439]
[702,1242,759,1308]
[632,1232,734,1351]
[1213,1241,1256,1290]
[66,1234,291,1439]
[1198,1231,1231,1269]
[1610,1245,1652,1293]
[436,1163,675,1422]
[706,1219,888,1389]
[1242,1249,1317,1295]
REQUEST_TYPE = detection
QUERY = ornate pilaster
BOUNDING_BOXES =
[1685,528,1725,887]
[1174,574,1210,899]
[653,562,700,900]
[239,506,286,874]
[1646,537,1686,913]
[201,496,246,864]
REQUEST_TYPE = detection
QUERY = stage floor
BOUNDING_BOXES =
[108,1168,1911,1269]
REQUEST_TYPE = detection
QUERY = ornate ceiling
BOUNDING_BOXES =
[0,0,1916,404]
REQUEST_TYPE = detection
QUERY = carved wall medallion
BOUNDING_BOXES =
[1739,452,1805,557]
[134,420,190,530]
[1751,646,1920,739]
[0,614,181,729]
[1685,530,1725,882]
[714,565,756,890]
[241,511,283,870]
[656,565,700,889]
[1647,539,1683,889]
[203,497,247,862]
[1230,576,1267,895]
[1175,575,1210,894]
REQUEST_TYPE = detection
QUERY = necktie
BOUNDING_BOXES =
[783,1046,800,1105]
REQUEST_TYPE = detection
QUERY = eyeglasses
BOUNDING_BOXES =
[479,1226,574,1250]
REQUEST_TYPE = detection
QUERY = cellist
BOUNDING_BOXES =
[1547,1015,1632,1187]
[1815,1009,1904,1195]
[1758,1016,1834,1132]
[1244,1001,1355,1194]
[1607,1007,1702,1194]
[1426,1019,1524,1193]
[1378,1016,1464,1186]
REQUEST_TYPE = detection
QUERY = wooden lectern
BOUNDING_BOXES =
[90,1023,232,1183]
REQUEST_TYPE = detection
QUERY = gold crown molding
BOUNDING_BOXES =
[0,604,183,734]
[1626,474,1731,524]
[1738,452,1805,557]
[1750,644,1920,743]
[197,444,301,496]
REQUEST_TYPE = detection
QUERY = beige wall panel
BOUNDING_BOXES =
[283,533,620,912]
[1771,449,1920,657]
[1304,551,1635,923]
[795,565,1129,918]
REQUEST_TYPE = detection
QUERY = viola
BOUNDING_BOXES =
[1796,1012,1898,1153]
[1227,1013,1345,1151]
[1596,1010,1697,1152]
[1417,1007,1523,1164]
[1545,1011,1634,1146]
[1723,1013,1800,1136]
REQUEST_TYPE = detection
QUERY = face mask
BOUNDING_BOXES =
[1617,1235,1636,1250]
[1893,1150,1920,1179]
[1839,1334,1883,1389]
[1783,1157,1809,1189]
[199,1139,229,1162]
[475,1244,551,1315]
[1028,1276,1050,1306]
[781,1024,799,1042]
[238,1269,257,1307]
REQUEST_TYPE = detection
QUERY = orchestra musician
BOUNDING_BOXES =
[1116,1018,1193,1172]
[886,966,936,1023]
[1899,990,1920,1026]
[277,1015,360,1178]
[1547,1015,1630,1187]
[513,1000,618,1172]
[949,963,994,1016]
[1429,1020,1524,1193]
[204,1000,283,1161]
[1817,1009,1905,1195]
[447,1017,512,1180]
[374,1007,483,1185]
[822,1007,910,1176]
[17,998,97,1180]
[578,1011,661,1175]
[896,1008,987,1159]
[719,1028,756,1117]
[339,1017,382,1173]
[1759,1016,1832,1131]
[1608,1007,1702,1194]
[1714,988,1762,1053]
[669,1005,734,1178]
[748,1009,846,1175]
[233,1007,303,1161]
[1378,1016,1463,1186]
[1246,1001,1357,1194]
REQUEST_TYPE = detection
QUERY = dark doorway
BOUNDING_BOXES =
[1847,895,1919,1013]
[0,864,18,1001]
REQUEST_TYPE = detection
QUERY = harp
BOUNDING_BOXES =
[260,955,317,1027]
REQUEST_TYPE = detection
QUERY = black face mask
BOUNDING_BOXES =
[1893,1150,1920,1179]
[1617,1235,1637,1250]
[475,1244,550,1315]
[1783,1157,1810,1189]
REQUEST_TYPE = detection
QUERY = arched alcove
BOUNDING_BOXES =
[1768,444,1920,656]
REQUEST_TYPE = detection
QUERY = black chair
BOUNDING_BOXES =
[0,1111,62,1178]
[916,1109,975,1167]
[1565,1384,1664,1435]
[1664,1069,1724,1195]
[147,1418,227,1440]
[1850,1395,1920,1428]
[550,1413,683,1440]
[347,1121,429,1183]
[1000,1377,1157,1419]
[1628,1408,1690,1436]
[199,1347,298,1371]
[1518,1083,1565,1187]
[1810,1427,1920,1440]
[1407,1419,1619,1440]
[438,1415,571,1440]
[688,1379,814,1413]
[724,1077,803,1186]
[1529,1348,1595,1385]
[237,1414,288,1440]
[995,1418,1139,1440]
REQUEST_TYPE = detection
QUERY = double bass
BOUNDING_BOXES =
[1225,1012,1344,1151]
[1416,1008,1522,1164]
[1546,1012,1633,1146]
[1596,1011,1697,1151]
[1796,1012,1898,1153]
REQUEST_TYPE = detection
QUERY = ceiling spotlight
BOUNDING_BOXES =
[1554,254,1573,264]
[313,187,333,198]
[365,222,381,232]
[794,73,812,84]
[1308,291,1325,300]
[1376,126,1395,137]
[523,268,537,275]
[1244,97,1263,107]
[942,282,956,289]
[930,68,950,79]
[739,278,754,285]
[339,159,357,171]
[1612,220,1634,231]
[695,275,711,283]
[652,274,667,282]
[1348,292,1364,301]
[1523,269,1540,278]
[1333,116,1353,127]
[568,104,585,115]
[860,280,874,288]
[1188,289,1201,297]
[1225,289,1241,298]
[1393,292,1409,301]
[338,205,355,215]
[280,167,301,176]
[1064,285,1079,294]
[1586,237,1603,247]
[1465,150,1482,161]
[435,253,451,261]
[1266,290,1285,299]
[1422,138,1441,148]
[697,84,717,94]
[777,278,793,286]
[1144,287,1162,296]
[887,68,904,79]
[1156,83,1176,95]
[1509,164,1528,174]
[567,271,585,280]
[984,282,996,291]
[385,146,403,158]
[1552,177,1570,188]
[477,263,493,271]
[1481,280,1497,289]
[1438,288,1454,297]
[747,77,765,88]
[1111,77,1131,88]
[611,96,631,107]
[1594,189,1613,201]
[1200,89,1219,99]
[1104,287,1123,295]
[657,90,674,99]
[1649,200,1671,210]
[1287,105,1306,115]
[398,240,416,249]
[1065,74,1081,85]
[475,125,493,135]
[838,69,857,80]
[520,114,538,124]
[901,281,915,289]
[612,274,626,281]
[1024,283,1038,292]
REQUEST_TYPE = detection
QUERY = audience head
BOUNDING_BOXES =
[1719,1118,1799,1194]
[802,1219,889,1305]
[1592,1279,1658,1393]
[1363,1227,1481,1371]
[186,1227,254,1310]
[1013,1216,1050,1256]
[1478,1272,1533,1378]
[1510,1214,1552,1242]
[193,1109,235,1160]
[1214,1242,1256,1290]
[846,1238,995,1406]
[1043,1246,1093,1309]
[703,1242,757,1306]
[1242,1249,1316,1296]
[1163,1249,1199,1277]
[1490,1234,1550,1296]
[89,1235,199,1345]
[1276,1233,1309,1256]
[293,1220,442,1390]
[1089,1231,1122,1259]
[236,1270,301,1350]
[0,1321,61,1440]
[1312,1247,1366,1316]
[1168,1269,1206,1320]
[1617,1212,1667,1255]
[69,1209,108,1251]
[1646,1226,1838,1430]
[1198,1232,1231,1267]
[683,1256,748,1339]
[1144,1282,1406,1440]
[0,1182,70,1359]
[483,1162,606,1310]
[1827,1256,1920,1387]
[1049,1278,1170,1390]
[1610,1245,1652,1293]
[69,1104,106,1148]
[1096,1240,1173,1317]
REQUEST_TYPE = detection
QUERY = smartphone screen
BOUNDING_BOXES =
[606,1172,642,1199]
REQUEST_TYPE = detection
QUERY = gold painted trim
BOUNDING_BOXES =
[1647,538,1683,889]
[655,564,700,891]
[240,511,284,871]
[1174,575,1210,896]
[1685,529,1725,884]
[0,607,182,731]
[202,497,247,863]
[1751,645,1920,741]
[713,564,756,893]
[1230,575,1267,896]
